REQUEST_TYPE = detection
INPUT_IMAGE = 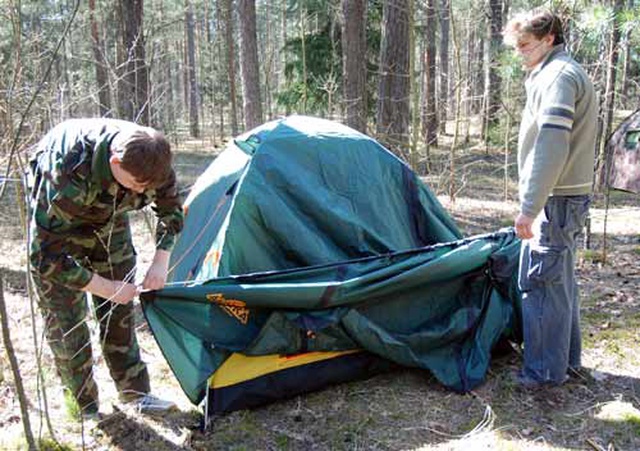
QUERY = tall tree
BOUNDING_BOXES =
[185,0,199,137]
[277,4,342,117]
[482,0,503,141]
[117,0,149,124]
[280,0,288,100]
[298,4,308,114]
[376,0,410,158]
[238,0,263,130]
[88,0,112,117]
[447,0,462,201]
[438,0,450,134]
[262,2,274,120]
[222,0,238,135]
[596,0,625,189]
[619,0,635,106]
[421,0,438,151]
[341,0,367,133]
[215,0,226,138]
[472,15,485,115]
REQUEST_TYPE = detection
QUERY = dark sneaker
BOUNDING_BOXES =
[513,370,545,390]
[511,370,568,390]
[567,366,598,384]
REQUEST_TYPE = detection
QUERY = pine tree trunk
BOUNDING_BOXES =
[473,27,485,116]
[482,0,502,141]
[88,0,112,117]
[409,0,419,170]
[376,0,411,159]
[185,0,199,137]
[117,0,150,124]
[238,0,263,130]
[182,40,189,121]
[422,0,438,153]
[596,0,624,190]
[299,5,308,114]
[264,3,273,120]
[448,0,462,202]
[619,0,634,107]
[341,0,367,133]
[216,0,225,139]
[438,0,450,134]
[222,0,238,135]
[280,0,287,100]
[165,40,176,130]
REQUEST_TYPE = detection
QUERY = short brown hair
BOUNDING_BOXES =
[504,9,565,46]
[117,128,173,189]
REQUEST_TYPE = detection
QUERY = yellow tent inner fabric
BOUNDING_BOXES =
[209,350,361,389]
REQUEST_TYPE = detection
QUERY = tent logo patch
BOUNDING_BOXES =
[207,293,249,325]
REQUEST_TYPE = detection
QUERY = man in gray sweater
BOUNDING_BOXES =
[504,9,597,387]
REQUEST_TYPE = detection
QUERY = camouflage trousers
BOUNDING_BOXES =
[30,215,150,414]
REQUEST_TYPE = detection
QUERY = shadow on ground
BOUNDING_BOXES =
[0,267,27,293]
[184,348,640,450]
[95,408,201,451]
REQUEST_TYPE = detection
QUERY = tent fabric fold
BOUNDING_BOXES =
[141,116,522,408]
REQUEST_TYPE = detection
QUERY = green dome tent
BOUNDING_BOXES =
[141,116,522,417]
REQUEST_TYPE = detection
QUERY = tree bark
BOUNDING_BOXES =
[88,0,112,117]
[222,0,238,135]
[438,0,450,134]
[117,0,150,124]
[264,2,273,120]
[165,40,176,130]
[341,0,367,133]
[185,0,199,137]
[473,22,485,115]
[238,0,263,130]
[280,0,287,98]
[376,0,411,158]
[596,0,624,190]
[421,0,438,151]
[299,5,308,114]
[619,0,634,107]
[482,0,502,141]
[448,0,462,201]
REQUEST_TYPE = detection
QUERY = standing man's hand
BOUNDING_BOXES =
[142,249,171,291]
[515,213,535,240]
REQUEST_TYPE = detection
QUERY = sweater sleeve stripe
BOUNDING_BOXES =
[541,122,572,132]
[540,104,574,131]
[540,116,572,130]
[544,106,574,119]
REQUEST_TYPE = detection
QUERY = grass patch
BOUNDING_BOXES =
[62,390,80,422]
[596,401,640,440]
[39,438,75,451]
[580,248,606,264]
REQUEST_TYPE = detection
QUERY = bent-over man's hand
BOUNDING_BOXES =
[142,249,171,291]
[514,213,535,240]
[82,273,137,304]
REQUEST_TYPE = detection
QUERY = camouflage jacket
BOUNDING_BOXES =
[29,118,184,289]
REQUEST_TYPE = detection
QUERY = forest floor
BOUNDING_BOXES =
[0,135,639,451]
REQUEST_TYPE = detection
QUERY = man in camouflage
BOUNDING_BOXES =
[28,118,184,417]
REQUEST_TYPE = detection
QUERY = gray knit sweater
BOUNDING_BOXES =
[517,45,597,219]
